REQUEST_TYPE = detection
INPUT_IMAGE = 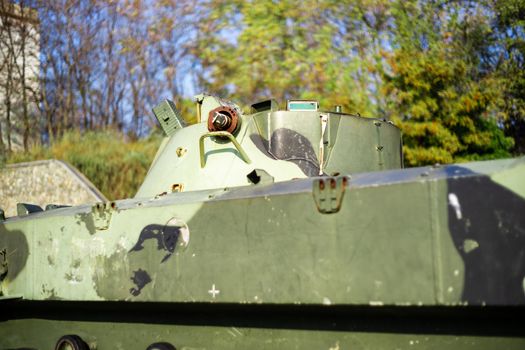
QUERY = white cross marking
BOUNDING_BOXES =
[208,284,220,298]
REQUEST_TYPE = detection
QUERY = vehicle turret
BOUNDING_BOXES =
[137,94,402,197]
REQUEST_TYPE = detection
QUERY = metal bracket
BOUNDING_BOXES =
[312,176,348,214]
[152,99,187,137]
[16,203,43,216]
[91,202,116,231]
[199,131,251,168]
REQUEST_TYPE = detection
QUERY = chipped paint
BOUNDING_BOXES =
[462,239,479,253]
[65,259,83,283]
[369,301,384,306]
[130,269,152,296]
[166,217,190,247]
[92,248,130,300]
[448,193,462,220]
[117,235,134,251]
[72,236,106,259]
[328,341,340,350]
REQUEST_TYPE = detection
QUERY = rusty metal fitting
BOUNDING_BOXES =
[207,106,240,134]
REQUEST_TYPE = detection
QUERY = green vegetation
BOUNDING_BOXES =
[2,0,524,193]
[383,1,516,165]
[6,131,163,200]
[196,0,523,166]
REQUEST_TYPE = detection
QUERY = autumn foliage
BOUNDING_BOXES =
[1,0,524,192]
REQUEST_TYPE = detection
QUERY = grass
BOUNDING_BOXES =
[6,130,163,200]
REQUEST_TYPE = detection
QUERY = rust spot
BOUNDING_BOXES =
[176,147,187,157]
[330,178,336,189]
[342,177,348,186]
[319,179,325,190]
[207,106,240,134]
[154,192,168,199]
[172,183,184,193]
[110,202,116,209]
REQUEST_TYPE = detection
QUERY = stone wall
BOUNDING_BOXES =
[0,160,107,218]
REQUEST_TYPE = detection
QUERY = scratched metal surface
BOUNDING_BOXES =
[1,158,523,306]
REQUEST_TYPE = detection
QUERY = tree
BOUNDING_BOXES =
[382,1,514,166]
[0,0,40,153]
[1,0,523,167]
[194,0,371,113]
[32,0,199,141]
[492,0,525,154]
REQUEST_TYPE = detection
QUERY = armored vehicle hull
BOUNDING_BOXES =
[1,96,524,349]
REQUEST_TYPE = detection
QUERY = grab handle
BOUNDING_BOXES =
[199,131,251,168]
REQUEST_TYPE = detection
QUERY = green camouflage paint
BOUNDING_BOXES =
[0,95,523,348]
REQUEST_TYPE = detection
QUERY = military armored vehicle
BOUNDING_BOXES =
[1,94,524,349]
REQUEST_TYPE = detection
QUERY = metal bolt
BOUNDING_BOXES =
[212,111,232,130]
[176,147,187,157]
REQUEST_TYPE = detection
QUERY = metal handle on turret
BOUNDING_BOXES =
[199,131,251,168]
